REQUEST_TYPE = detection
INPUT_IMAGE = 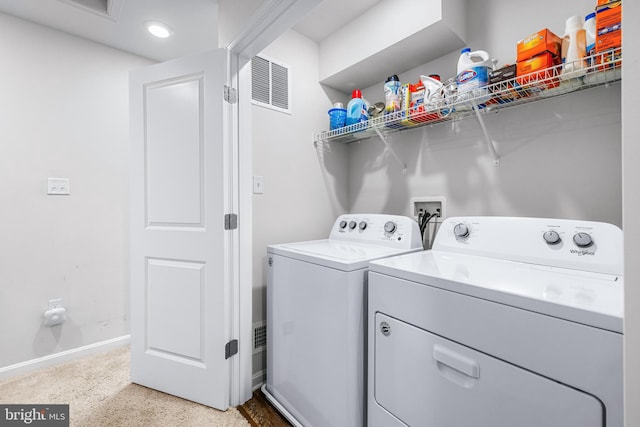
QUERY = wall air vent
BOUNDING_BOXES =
[251,55,291,114]
[253,321,266,354]
[57,0,123,22]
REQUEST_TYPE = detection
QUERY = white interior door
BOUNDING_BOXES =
[129,49,236,410]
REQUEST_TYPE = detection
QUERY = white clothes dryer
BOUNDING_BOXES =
[368,216,623,427]
[262,214,422,427]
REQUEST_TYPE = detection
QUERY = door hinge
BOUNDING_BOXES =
[224,85,237,104]
[224,213,238,230]
[225,339,238,359]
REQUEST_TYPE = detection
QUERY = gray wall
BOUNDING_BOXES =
[0,13,152,367]
[349,87,621,226]
[351,0,621,228]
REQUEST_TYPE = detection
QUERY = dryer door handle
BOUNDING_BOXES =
[433,344,480,379]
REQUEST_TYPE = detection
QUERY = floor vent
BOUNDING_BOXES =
[253,321,267,353]
[251,55,291,114]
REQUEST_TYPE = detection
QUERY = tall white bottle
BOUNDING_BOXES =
[561,15,587,78]
[456,48,495,109]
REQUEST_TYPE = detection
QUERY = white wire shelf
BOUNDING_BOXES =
[314,48,622,146]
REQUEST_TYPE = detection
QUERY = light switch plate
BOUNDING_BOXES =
[253,176,264,194]
[48,178,70,195]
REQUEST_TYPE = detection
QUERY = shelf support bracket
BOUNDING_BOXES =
[471,100,500,166]
[374,127,407,174]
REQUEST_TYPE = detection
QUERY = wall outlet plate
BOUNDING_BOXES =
[48,298,64,309]
[47,178,70,195]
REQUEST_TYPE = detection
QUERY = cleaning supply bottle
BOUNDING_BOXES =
[346,89,369,128]
[383,75,402,114]
[456,48,495,109]
[584,12,596,66]
[561,15,587,78]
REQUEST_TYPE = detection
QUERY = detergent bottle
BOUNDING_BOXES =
[456,48,496,109]
[346,89,369,128]
[383,75,402,114]
[561,15,587,78]
[584,12,596,66]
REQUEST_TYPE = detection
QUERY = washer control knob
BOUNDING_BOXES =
[339,220,347,229]
[359,221,367,230]
[453,223,470,239]
[573,232,593,248]
[384,221,397,234]
[543,230,561,245]
[349,221,357,230]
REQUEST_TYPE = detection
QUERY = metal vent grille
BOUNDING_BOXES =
[253,322,266,353]
[271,63,289,110]
[69,0,108,13]
[251,56,270,105]
[251,55,291,114]
[57,0,122,21]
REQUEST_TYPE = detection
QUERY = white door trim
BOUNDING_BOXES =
[230,49,253,406]
[226,0,323,64]
[224,0,323,405]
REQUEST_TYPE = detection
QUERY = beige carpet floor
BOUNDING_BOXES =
[0,347,250,426]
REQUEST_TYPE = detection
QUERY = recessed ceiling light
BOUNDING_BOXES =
[146,21,174,39]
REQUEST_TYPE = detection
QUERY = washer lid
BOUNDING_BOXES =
[268,239,421,271]
[370,250,623,333]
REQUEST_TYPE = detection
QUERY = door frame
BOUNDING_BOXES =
[233,49,253,406]
[125,0,324,407]
[227,0,324,406]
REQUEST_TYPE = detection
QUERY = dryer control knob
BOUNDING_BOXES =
[349,221,357,230]
[543,230,561,245]
[339,220,348,229]
[384,221,397,234]
[359,221,367,230]
[573,232,593,248]
[453,223,470,239]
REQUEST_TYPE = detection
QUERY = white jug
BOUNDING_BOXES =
[456,48,497,109]
[561,15,587,78]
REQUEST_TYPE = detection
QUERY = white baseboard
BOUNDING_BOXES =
[0,335,130,381]
[252,369,265,391]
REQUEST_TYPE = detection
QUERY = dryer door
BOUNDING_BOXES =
[372,313,603,427]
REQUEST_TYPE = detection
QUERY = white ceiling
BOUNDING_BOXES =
[293,0,383,42]
[0,0,377,61]
[0,0,219,61]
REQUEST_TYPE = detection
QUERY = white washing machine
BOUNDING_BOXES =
[262,214,422,427]
[367,216,623,427]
